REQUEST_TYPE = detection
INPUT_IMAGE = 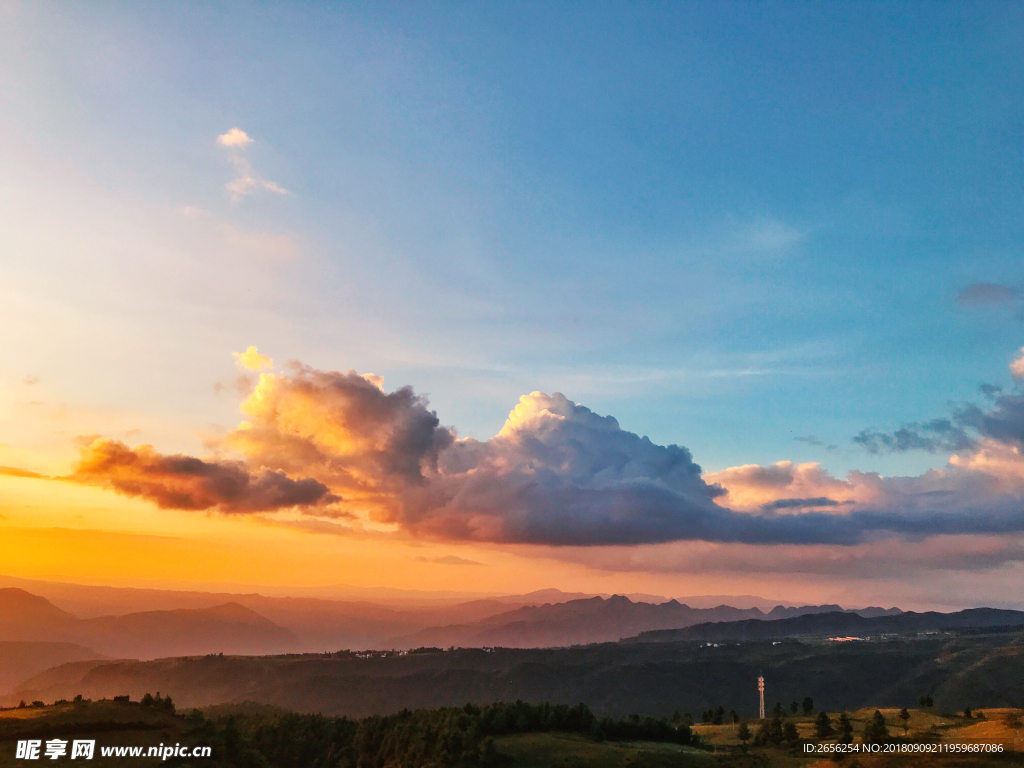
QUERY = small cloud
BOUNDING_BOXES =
[957,283,1019,306]
[216,129,288,201]
[217,128,254,148]
[233,346,274,371]
[760,497,851,512]
[979,383,1004,398]
[795,434,837,451]
[413,555,483,566]
[225,175,288,201]
[1011,347,1024,381]
[23,375,39,386]
[176,205,209,219]
[0,466,46,479]
[743,217,805,254]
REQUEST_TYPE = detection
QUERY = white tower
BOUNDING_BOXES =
[758,675,765,719]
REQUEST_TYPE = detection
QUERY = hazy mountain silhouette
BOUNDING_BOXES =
[390,595,901,648]
[0,642,106,695]
[630,606,1024,643]
[0,589,298,659]
[0,589,79,641]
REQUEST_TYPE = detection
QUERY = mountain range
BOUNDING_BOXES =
[631,606,1024,643]
[390,595,902,649]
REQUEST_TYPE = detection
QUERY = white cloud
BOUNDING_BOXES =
[217,128,254,148]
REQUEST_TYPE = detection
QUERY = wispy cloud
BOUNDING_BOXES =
[957,283,1019,306]
[216,128,288,201]
[413,555,483,566]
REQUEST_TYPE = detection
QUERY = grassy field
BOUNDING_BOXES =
[494,732,713,768]
[692,707,1024,750]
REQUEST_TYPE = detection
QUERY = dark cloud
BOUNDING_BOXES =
[853,419,975,454]
[855,389,1024,456]
[760,497,846,511]
[71,438,336,513]
[957,283,1019,306]
[955,393,1024,449]
[795,434,837,450]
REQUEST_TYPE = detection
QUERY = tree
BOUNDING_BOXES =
[898,708,910,734]
[737,721,752,748]
[773,702,784,718]
[963,707,972,719]
[754,715,785,746]
[713,706,725,725]
[838,713,854,744]
[730,710,739,724]
[783,721,799,743]
[802,697,814,715]
[790,701,799,715]
[814,711,834,739]
[919,695,933,708]
[863,710,889,744]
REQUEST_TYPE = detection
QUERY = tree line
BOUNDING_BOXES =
[176,700,696,767]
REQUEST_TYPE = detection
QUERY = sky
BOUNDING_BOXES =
[2,1,1024,609]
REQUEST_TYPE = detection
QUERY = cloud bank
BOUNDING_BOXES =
[52,347,1024,553]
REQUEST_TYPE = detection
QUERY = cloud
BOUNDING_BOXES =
[225,173,288,201]
[215,129,288,201]
[233,346,274,371]
[1011,348,1024,381]
[760,497,848,512]
[413,555,483,566]
[66,352,1024,549]
[852,349,1024,455]
[794,434,836,450]
[221,365,455,515]
[217,128,254,148]
[853,419,974,454]
[957,283,1019,306]
[0,466,46,479]
[539,535,1024,579]
[70,438,336,513]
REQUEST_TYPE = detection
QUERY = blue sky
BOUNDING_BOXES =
[3,0,1024,480]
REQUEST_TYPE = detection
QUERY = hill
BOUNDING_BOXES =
[0,589,78,642]
[629,607,1024,643]
[9,628,1023,717]
[0,642,106,695]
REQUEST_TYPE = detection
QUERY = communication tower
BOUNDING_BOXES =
[758,674,765,719]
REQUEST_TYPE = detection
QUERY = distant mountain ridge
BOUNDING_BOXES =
[0,589,298,659]
[390,595,902,649]
[629,606,1024,643]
